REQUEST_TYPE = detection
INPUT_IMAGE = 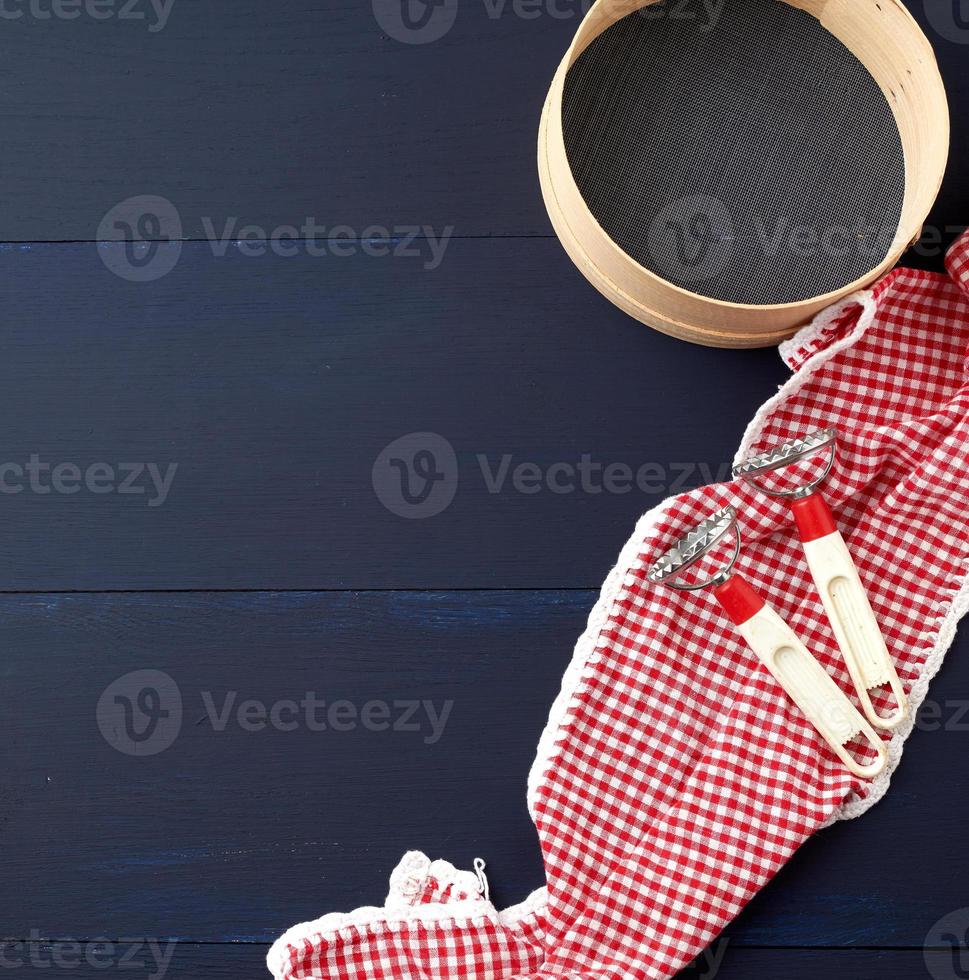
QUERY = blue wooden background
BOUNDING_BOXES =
[0,1,967,977]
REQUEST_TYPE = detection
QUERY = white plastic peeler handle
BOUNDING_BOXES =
[714,576,888,780]
[792,495,908,731]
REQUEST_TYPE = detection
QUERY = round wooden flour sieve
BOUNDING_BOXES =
[538,0,949,348]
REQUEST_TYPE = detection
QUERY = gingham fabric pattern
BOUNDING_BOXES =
[269,231,969,980]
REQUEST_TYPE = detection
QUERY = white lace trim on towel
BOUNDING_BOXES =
[527,289,969,829]
[266,851,546,979]
[269,290,969,980]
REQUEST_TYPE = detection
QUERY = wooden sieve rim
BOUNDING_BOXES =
[538,0,950,345]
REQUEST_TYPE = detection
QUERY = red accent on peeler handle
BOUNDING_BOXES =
[713,575,766,626]
[790,493,837,543]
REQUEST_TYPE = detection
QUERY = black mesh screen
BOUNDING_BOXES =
[561,0,906,305]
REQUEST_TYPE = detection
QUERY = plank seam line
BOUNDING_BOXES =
[0,587,599,595]
[0,235,561,246]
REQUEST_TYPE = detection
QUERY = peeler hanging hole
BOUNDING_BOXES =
[868,683,899,717]
[839,729,887,779]
[865,682,909,730]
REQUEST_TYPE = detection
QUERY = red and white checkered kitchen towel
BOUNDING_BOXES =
[269,230,969,980]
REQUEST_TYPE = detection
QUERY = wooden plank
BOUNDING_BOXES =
[0,942,956,979]
[682,948,961,979]
[0,590,577,942]
[0,0,571,240]
[0,239,785,590]
[0,589,966,946]
[0,1,964,244]
[0,942,957,979]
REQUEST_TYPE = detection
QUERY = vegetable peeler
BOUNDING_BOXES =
[648,506,887,779]
[733,429,908,731]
